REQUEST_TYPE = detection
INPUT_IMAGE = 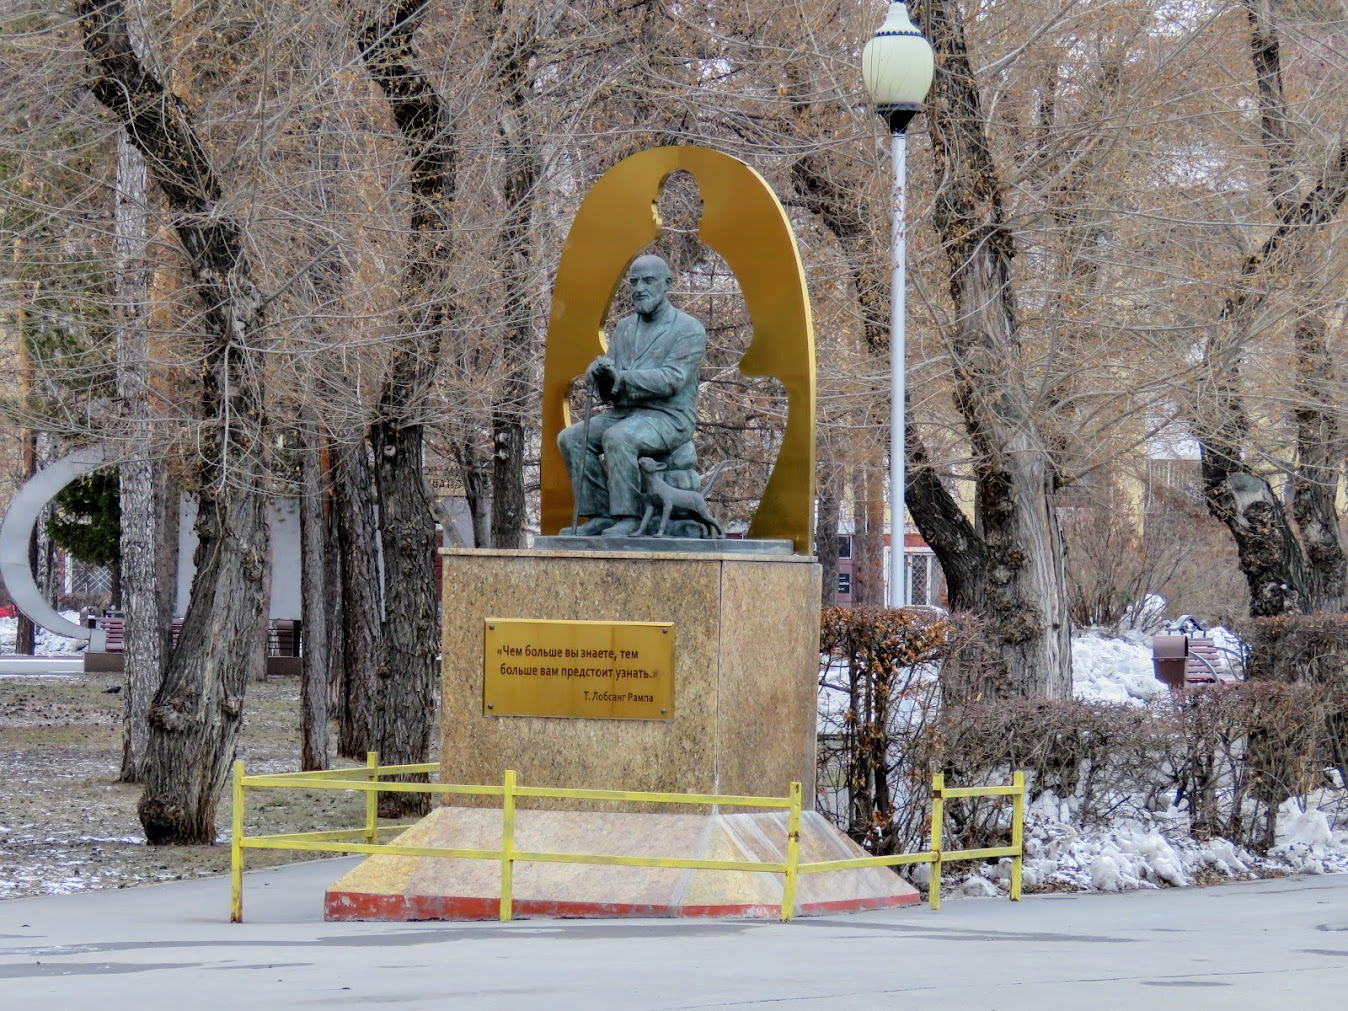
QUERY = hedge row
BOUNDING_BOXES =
[818,609,1348,857]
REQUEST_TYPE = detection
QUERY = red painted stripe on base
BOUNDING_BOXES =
[799,892,921,914]
[324,889,919,922]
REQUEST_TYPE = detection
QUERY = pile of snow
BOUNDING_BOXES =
[937,626,1348,896]
[1071,623,1244,704]
[1016,796,1250,892]
[1071,629,1168,704]
[0,612,87,656]
[941,790,1348,899]
[972,794,1348,896]
[1270,797,1348,875]
[1208,624,1243,658]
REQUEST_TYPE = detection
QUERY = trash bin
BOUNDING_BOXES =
[1152,634,1188,691]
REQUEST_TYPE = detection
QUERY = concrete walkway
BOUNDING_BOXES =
[2,859,1346,1009]
[0,656,83,676]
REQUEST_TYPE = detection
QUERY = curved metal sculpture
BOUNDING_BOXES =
[0,445,110,647]
[539,146,817,554]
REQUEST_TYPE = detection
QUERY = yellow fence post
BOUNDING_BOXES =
[230,760,244,923]
[1010,770,1024,901]
[365,751,379,845]
[780,781,802,923]
[929,772,944,911]
[500,769,517,923]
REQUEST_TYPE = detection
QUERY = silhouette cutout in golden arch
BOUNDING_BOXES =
[540,147,817,554]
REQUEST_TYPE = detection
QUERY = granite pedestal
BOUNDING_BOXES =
[438,547,821,803]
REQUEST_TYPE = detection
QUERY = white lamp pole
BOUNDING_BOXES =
[862,2,933,608]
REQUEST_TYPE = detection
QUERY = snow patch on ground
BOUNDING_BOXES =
[0,613,88,656]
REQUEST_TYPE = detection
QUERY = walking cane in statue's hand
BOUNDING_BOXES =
[570,376,595,534]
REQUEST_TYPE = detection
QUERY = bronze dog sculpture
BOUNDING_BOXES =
[633,457,732,538]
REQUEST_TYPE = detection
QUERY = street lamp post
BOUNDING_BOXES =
[862,2,934,608]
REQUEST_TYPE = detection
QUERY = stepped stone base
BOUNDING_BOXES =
[325,806,920,921]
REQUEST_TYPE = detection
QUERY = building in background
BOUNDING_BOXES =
[832,527,947,609]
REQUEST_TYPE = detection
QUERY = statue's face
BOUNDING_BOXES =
[627,258,672,316]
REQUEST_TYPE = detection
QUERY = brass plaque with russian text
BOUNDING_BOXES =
[483,618,674,720]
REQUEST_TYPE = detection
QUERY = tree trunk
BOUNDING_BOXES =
[851,462,885,608]
[118,455,171,782]
[16,492,37,655]
[113,123,166,784]
[1291,305,1345,611]
[333,438,380,759]
[459,440,492,549]
[906,422,986,613]
[139,477,268,843]
[158,478,179,646]
[917,0,1072,696]
[488,38,539,550]
[354,0,456,815]
[298,420,330,771]
[78,0,271,844]
[13,620,34,657]
[490,415,526,548]
[815,457,840,607]
[12,157,36,657]
[372,412,437,818]
[323,460,345,728]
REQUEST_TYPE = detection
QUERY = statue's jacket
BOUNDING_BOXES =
[606,304,706,447]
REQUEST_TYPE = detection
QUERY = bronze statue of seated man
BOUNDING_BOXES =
[558,253,709,537]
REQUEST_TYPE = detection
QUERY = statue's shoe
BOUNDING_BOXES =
[566,516,615,536]
[605,517,642,537]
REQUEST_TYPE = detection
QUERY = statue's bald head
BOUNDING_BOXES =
[626,254,674,320]
[628,253,671,281]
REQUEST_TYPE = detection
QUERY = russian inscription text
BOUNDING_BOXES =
[483,618,674,720]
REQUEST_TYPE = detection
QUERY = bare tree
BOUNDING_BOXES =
[333,436,382,759]
[892,0,1072,696]
[114,126,173,782]
[1197,0,1348,616]
[354,0,456,817]
[78,0,272,842]
[297,417,330,771]
[484,6,543,550]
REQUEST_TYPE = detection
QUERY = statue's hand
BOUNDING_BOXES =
[588,357,618,401]
[586,356,613,383]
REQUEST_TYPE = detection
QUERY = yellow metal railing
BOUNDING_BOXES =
[229,757,1023,923]
[803,772,1027,911]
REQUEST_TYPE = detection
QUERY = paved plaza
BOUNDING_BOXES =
[2,859,1345,1009]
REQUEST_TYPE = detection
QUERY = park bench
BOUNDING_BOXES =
[1152,634,1241,689]
[84,616,301,677]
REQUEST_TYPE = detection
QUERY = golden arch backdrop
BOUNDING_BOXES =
[539,146,817,554]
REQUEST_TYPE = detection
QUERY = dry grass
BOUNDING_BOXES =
[0,674,423,900]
